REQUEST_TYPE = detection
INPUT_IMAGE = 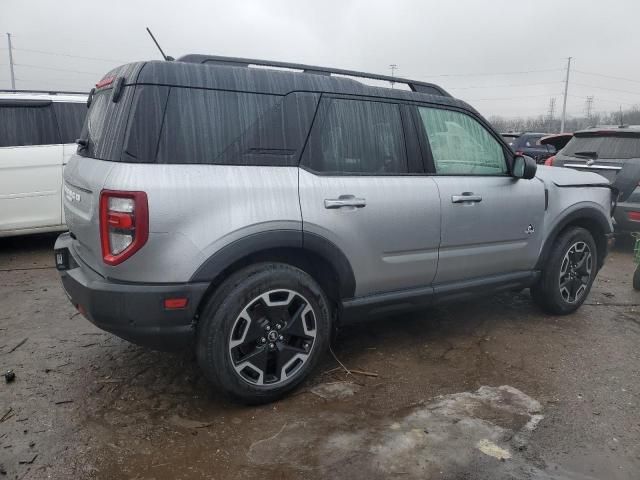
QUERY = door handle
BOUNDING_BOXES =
[451,192,483,203]
[324,195,367,209]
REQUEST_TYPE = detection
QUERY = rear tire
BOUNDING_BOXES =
[531,227,597,315]
[196,262,331,404]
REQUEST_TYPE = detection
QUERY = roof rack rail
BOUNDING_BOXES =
[0,89,87,95]
[177,54,451,97]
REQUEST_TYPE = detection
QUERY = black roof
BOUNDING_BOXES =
[103,55,474,113]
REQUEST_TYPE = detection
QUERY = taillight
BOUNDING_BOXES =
[544,155,555,166]
[628,211,640,222]
[99,190,149,265]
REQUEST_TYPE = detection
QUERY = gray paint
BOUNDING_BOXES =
[62,58,614,300]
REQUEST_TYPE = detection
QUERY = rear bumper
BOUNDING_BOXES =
[54,233,209,351]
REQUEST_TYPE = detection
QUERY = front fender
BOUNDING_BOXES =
[535,204,613,270]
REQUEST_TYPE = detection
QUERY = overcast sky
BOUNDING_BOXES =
[2,0,639,118]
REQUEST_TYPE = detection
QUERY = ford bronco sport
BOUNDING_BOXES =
[55,55,617,403]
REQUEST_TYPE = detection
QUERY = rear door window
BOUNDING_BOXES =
[302,97,408,175]
[563,135,640,159]
[418,107,507,175]
[53,102,87,144]
[0,103,60,147]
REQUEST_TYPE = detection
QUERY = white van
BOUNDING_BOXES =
[0,91,87,237]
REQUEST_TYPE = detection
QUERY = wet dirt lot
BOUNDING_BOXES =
[1,234,639,479]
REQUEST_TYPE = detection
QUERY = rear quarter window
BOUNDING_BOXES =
[156,89,283,165]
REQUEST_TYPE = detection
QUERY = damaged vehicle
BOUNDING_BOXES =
[55,55,619,402]
[550,126,640,232]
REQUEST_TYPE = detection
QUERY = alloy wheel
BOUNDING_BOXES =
[559,241,593,304]
[228,289,317,386]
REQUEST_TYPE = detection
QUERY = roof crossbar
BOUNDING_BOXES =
[177,54,450,97]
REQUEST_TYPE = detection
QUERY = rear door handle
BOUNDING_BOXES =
[324,195,367,209]
[451,192,483,203]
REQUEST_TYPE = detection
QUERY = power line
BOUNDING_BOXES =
[447,80,563,90]
[12,47,128,64]
[465,93,563,101]
[572,82,640,96]
[13,62,102,76]
[573,69,640,85]
[567,94,638,107]
[411,68,563,79]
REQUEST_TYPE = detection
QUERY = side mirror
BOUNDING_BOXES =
[513,155,537,179]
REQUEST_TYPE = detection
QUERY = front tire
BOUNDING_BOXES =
[531,227,597,315]
[196,262,331,404]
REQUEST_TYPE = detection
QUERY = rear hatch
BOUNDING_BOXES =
[63,64,144,274]
[553,129,640,200]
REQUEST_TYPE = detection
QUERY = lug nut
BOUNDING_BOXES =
[278,335,284,341]
[275,323,282,330]
[303,342,310,350]
[260,337,266,344]
[269,342,275,349]
[265,325,271,331]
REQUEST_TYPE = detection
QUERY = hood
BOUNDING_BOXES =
[535,165,610,187]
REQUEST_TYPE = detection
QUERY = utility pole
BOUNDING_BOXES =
[6,33,16,90]
[620,105,624,126]
[547,97,556,132]
[584,96,594,123]
[389,64,397,89]
[560,57,572,133]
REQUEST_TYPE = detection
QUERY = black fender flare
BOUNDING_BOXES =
[189,229,356,299]
[535,207,612,271]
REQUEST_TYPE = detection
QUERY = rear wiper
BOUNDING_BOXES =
[573,151,598,159]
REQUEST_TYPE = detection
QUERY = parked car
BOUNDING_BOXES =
[541,133,574,167]
[0,91,87,237]
[550,126,640,232]
[55,56,618,403]
[501,132,556,164]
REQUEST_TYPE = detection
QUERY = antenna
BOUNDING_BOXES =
[146,27,174,61]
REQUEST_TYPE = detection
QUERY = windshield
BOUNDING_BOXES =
[562,134,640,159]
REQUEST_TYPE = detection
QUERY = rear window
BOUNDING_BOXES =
[0,103,60,147]
[522,135,544,147]
[563,134,640,159]
[501,135,519,147]
[79,87,135,161]
[53,102,87,144]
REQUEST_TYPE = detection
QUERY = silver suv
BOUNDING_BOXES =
[55,55,616,403]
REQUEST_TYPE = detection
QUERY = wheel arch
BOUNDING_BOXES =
[190,230,356,316]
[536,206,612,271]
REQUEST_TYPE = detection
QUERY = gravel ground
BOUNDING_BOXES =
[0,233,639,479]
